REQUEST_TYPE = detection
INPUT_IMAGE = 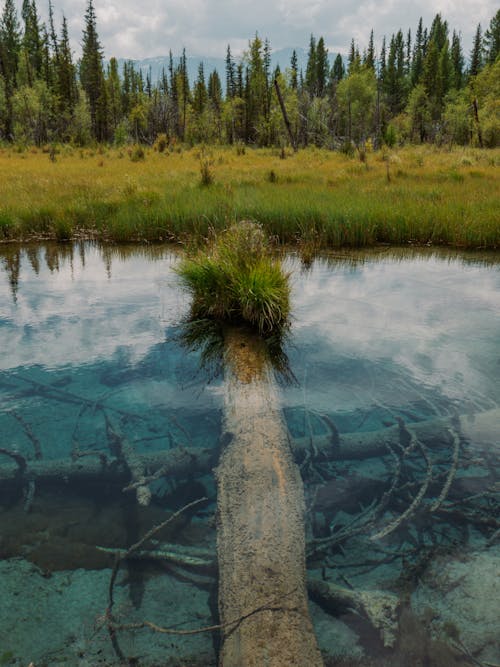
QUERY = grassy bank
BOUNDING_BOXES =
[0,144,498,248]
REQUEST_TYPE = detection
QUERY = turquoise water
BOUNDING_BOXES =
[0,243,499,666]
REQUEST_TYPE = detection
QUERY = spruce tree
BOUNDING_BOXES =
[365,29,375,70]
[484,10,500,64]
[0,0,21,137]
[80,0,107,140]
[332,53,344,82]
[208,69,222,112]
[192,61,207,115]
[225,44,235,98]
[469,24,483,77]
[316,36,328,96]
[450,31,464,89]
[290,49,298,89]
[21,0,43,85]
[305,34,317,96]
[411,18,425,85]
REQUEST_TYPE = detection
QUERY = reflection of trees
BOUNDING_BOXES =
[0,242,180,303]
[1,247,20,302]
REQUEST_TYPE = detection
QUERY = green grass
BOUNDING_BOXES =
[0,145,498,248]
[176,221,290,334]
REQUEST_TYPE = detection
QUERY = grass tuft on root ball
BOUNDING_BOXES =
[176,221,290,335]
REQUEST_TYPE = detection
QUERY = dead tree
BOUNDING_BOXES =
[215,326,323,666]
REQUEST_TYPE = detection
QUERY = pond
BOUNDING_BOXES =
[0,243,499,666]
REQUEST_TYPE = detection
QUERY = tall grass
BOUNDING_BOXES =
[176,221,290,334]
[0,145,498,248]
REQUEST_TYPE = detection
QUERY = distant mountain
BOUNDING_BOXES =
[114,47,336,89]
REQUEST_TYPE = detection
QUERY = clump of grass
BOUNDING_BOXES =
[154,133,168,153]
[199,147,215,186]
[128,145,145,162]
[176,221,290,334]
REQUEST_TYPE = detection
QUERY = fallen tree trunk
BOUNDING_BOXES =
[0,408,497,486]
[215,327,323,666]
[307,578,399,648]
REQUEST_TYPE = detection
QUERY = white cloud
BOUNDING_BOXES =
[26,0,498,61]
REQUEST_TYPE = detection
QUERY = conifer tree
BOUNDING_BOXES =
[332,53,344,82]
[0,0,21,137]
[106,56,122,132]
[208,69,222,112]
[450,31,464,89]
[365,29,375,70]
[316,36,328,96]
[484,10,500,64]
[225,44,235,98]
[192,61,207,115]
[411,19,424,85]
[21,0,43,85]
[80,0,107,140]
[56,15,77,114]
[469,24,483,77]
[305,34,317,96]
[290,49,298,89]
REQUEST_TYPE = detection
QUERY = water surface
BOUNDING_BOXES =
[0,243,499,666]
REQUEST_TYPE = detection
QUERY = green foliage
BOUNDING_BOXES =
[176,221,290,334]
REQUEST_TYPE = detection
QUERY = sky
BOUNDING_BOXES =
[24,0,499,61]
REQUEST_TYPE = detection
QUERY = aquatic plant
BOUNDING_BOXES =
[176,221,290,334]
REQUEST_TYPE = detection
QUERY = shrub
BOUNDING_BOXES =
[176,221,290,334]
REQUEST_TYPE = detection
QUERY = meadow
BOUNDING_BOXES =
[0,143,498,249]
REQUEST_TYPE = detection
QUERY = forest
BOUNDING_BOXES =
[0,0,499,149]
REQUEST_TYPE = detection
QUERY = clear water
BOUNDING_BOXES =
[0,243,499,666]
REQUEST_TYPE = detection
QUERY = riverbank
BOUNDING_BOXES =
[0,145,498,248]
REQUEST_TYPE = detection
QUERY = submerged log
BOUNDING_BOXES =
[307,578,399,648]
[215,327,323,666]
[0,408,497,485]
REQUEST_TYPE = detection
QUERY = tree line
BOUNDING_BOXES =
[0,0,499,148]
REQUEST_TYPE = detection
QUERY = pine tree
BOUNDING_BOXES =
[484,10,500,64]
[305,34,317,96]
[178,47,190,138]
[48,0,58,58]
[365,29,375,70]
[450,31,464,89]
[316,36,328,96]
[378,37,386,80]
[80,0,107,140]
[0,0,21,137]
[411,18,425,85]
[192,61,207,115]
[290,49,298,89]
[21,0,43,85]
[106,56,122,131]
[347,38,361,73]
[469,24,483,77]
[208,69,222,112]
[246,34,267,142]
[56,15,77,114]
[332,53,345,82]
[383,31,407,114]
[429,14,448,52]
[225,44,235,99]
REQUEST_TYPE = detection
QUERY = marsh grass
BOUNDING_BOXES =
[176,221,290,334]
[0,145,498,248]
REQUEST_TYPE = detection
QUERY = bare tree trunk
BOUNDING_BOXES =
[215,327,323,666]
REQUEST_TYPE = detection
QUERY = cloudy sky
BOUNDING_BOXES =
[28,0,498,61]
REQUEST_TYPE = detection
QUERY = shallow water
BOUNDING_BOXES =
[0,243,499,666]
